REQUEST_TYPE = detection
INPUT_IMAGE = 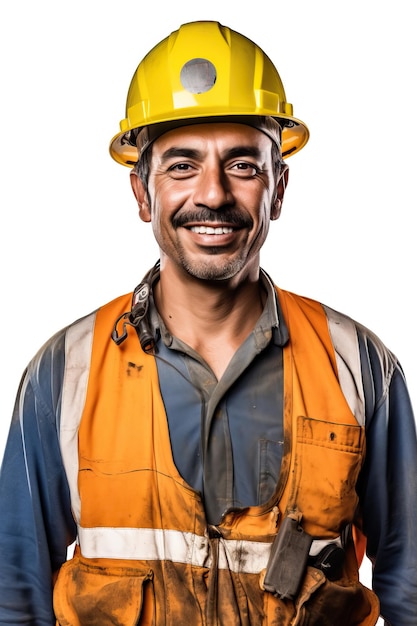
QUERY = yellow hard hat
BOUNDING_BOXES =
[109,21,309,167]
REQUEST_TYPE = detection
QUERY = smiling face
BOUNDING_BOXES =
[131,122,288,284]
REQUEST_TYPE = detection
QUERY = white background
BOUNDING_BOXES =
[1,1,415,618]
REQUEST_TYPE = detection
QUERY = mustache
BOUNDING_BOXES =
[172,208,253,229]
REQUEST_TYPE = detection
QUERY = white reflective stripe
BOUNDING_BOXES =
[79,527,210,564]
[78,526,273,574]
[19,376,33,498]
[60,314,96,523]
[220,538,272,573]
[324,305,365,426]
[309,536,342,557]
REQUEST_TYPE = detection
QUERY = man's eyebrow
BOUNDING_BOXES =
[159,145,263,163]
[223,146,262,160]
[160,147,202,162]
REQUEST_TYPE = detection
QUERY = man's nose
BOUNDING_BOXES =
[193,165,234,209]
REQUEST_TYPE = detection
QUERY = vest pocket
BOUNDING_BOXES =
[293,566,380,625]
[53,553,154,626]
[289,415,364,536]
[263,567,379,626]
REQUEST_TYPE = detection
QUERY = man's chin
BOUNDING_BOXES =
[181,258,244,282]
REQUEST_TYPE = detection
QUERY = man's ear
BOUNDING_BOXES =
[130,171,151,223]
[271,164,289,221]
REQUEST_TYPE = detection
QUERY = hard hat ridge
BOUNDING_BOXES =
[109,21,309,167]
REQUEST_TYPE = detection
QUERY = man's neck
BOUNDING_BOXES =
[154,266,265,379]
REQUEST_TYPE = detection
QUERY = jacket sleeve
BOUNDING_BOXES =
[0,331,76,625]
[356,327,417,626]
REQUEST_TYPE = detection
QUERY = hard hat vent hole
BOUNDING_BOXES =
[180,59,217,94]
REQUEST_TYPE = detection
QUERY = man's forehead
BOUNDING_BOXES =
[136,116,282,160]
[152,122,273,154]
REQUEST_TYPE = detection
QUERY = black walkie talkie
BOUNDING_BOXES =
[263,515,313,600]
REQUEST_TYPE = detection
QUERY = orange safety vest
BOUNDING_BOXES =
[53,288,380,625]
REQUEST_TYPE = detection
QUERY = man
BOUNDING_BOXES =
[0,20,416,626]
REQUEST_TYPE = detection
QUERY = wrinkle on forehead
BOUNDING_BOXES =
[135,115,282,160]
[152,124,273,162]
[158,145,264,165]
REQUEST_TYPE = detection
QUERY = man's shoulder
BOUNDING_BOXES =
[321,301,397,366]
[27,292,134,376]
[274,284,398,380]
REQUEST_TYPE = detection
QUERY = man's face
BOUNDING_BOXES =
[131,123,287,283]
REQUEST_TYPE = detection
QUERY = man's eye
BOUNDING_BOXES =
[230,162,259,177]
[168,162,193,172]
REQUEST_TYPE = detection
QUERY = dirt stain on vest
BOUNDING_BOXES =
[127,361,143,377]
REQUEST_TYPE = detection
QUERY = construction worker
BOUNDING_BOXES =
[0,20,416,625]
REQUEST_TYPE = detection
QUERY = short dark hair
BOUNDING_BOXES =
[132,146,152,198]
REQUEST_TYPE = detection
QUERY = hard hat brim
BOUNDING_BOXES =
[109,114,309,167]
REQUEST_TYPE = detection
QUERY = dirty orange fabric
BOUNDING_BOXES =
[53,289,379,625]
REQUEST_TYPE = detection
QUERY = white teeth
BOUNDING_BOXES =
[190,225,234,234]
